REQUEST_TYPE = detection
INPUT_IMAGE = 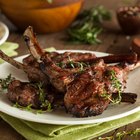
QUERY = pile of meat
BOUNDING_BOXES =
[0,26,139,117]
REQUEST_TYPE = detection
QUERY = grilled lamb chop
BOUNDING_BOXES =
[24,27,85,92]
[64,60,127,117]
[7,79,64,109]
[7,80,41,108]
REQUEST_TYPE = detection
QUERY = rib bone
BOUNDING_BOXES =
[24,26,44,61]
[0,50,48,83]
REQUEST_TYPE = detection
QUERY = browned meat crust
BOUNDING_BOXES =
[64,60,127,117]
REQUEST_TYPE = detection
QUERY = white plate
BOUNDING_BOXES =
[0,21,9,45]
[0,50,140,125]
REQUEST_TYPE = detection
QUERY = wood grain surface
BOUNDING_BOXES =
[0,0,140,140]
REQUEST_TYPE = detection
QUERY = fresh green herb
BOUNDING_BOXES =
[36,109,48,114]
[40,100,52,112]
[35,82,53,111]
[98,128,140,140]
[56,59,88,72]
[13,103,33,112]
[45,101,52,111]
[56,62,65,68]
[77,62,85,72]
[67,6,111,44]
[68,56,75,68]
[15,82,53,113]
[109,70,122,104]
[36,82,46,103]
[109,70,122,90]
[0,74,14,90]
[68,56,88,72]
[13,102,52,114]
[100,91,115,104]
[101,70,122,104]
[116,129,139,140]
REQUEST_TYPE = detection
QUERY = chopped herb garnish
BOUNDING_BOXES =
[68,56,75,68]
[36,82,46,103]
[68,56,88,72]
[13,103,32,112]
[101,70,122,104]
[98,128,140,140]
[109,70,122,104]
[67,6,111,44]
[101,92,113,102]
[13,102,52,114]
[56,62,65,68]
[40,100,52,112]
[0,74,14,90]
[13,82,52,113]
[34,82,53,111]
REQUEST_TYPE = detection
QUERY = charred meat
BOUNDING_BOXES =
[0,26,139,118]
[7,79,63,110]
[64,60,127,117]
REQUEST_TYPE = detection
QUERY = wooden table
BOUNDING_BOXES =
[0,0,140,139]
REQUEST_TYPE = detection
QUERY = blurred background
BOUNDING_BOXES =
[0,1,140,140]
[0,0,139,33]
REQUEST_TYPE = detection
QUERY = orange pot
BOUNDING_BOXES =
[0,0,82,9]
[0,0,84,33]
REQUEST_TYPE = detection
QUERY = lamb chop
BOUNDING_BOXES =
[24,27,85,92]
[23,26,140,117]
[23,26,137,92]
[64,60,125,117]
[0,51,66,108]
[7,79,64,110]
[64,52,140,117]
[7,80,41,109]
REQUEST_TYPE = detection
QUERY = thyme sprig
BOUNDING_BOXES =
[13,103,33,112]
[56,56,89,72]
[100,70,122,104]
[109,70,122,104]
[0,74,14,90]
[36,82,46,103]
[98,128,140,140]
[34,82,52,111]
[67,6,111,44]
[13,102,51,114]
[56,62,65,68]
[68,56,88,72]
[100,91,116,104]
